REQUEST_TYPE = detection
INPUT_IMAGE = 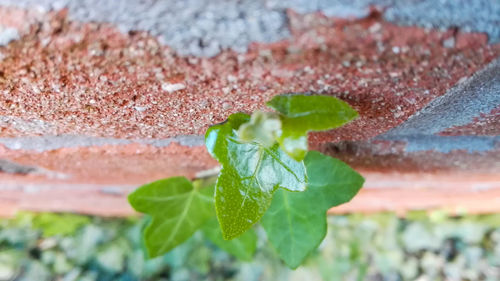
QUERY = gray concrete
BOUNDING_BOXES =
[0,134,204,152]
[0,0,290,57]
[0,116,57,135]
[266,0,392,18]
[0,158,68,179]
[378,58,500,153]
[1,0,499,56]
[0,25,19,46]
[385,0,500,43]
[382,58,500,137]
[0,159,37,174]
[270,0,500,42]
[0,181,136,193]
[388,135,500,153]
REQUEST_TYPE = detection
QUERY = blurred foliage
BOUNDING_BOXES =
[0,211,499,281]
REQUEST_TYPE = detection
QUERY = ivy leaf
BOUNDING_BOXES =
[202,217,257,261]
[206,113,250,159]
[305,151,364,209]
[261,187,327,269]
[205,113,307,239]
[33,213,90,238]
[266,94,359,161]
[214,168,273,240]
[128,177,215,258]
[261,151,364,268]
[266,94,359,132]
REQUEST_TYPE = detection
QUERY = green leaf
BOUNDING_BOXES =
[261,188,327,269]
[214,168,274,240]
[305,150,365,209]
[128,177,214,258]
[262,151,364,268]
[33,213,90,237]
[206,113,250,159]
[205,113,307,239]
[267,94,358,161]
[266,95,359,131]
[202,217,257,261]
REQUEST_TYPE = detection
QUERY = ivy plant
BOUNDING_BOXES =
[128,94,364,268]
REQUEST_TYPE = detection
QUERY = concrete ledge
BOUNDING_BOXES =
[0,170,498,217]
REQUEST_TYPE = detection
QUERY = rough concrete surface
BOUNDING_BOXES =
[0,25,18,46]
[378,58,500,153]
[0,134,204,151]
[0,158,36,174]
[0,0,291,57]
[385,0,500,43]
[0,0,499,56]
[396,135,500,153]
[323,140,500,173]
[382,58,500,137]
[440,106,500,136]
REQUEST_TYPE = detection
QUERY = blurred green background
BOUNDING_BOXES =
[1,211,499,281]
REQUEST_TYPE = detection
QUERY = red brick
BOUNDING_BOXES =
[0,9,499,217]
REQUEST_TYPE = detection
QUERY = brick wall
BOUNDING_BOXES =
[0,1,498,217]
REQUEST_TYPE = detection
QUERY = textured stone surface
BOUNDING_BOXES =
[382,58,500,137]
[378,58,500,153]
[0,11,497,141]
[0,0,291,57]
[0,135,203,151]
[384,0,500,43]
[0,25,18,46]
[0,0,499,56]
[322,140,500,173]
[440,106,500,136]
